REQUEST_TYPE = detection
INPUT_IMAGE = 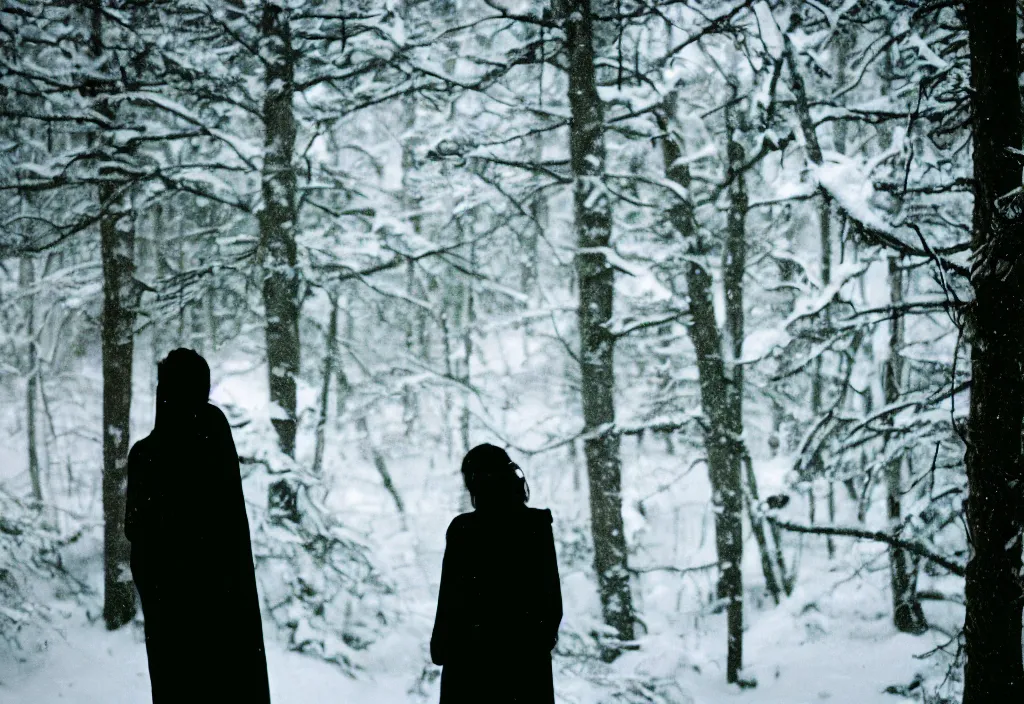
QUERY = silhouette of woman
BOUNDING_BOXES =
[430,443,563,704]
[125,349,270,703]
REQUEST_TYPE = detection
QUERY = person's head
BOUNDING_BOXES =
[156,348,210,412]
[461,443,529,510]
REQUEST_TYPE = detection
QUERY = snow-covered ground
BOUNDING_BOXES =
[0,562,957,704]
[0,354,963,704]
[0,619,411,704]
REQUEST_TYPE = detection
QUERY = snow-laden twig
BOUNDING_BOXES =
[764,513,966,576]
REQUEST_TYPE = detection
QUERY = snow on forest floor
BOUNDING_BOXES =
[0,570,953,704]
[0,362,962,703]
[0,618,411,704]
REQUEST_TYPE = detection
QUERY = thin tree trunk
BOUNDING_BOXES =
[459,244,475,457]
[745,454,791,596]
[259,2,301,518]
[312,294,339,475]
[882,259,927,634]
[658,94,743,683]
[785,32,838,556]
[334,307,407,523]
[457,247,475,514]
[834,32,861,509]
[962,2,1024,700]
[523,133,545,300]
[817,200,835,558]
[176,234,187,345]
[723,99,787,606]
[440,311,455,458]
[399,55,425,431]
[563,0,635,660]
[355,416,407,526]
[402,260,418,433]
[205,237,218,352]
[20,255,42,506]
[150,202,166,368]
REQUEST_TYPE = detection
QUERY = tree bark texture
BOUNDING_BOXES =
[86,0,138,630]
[20,255,43,506]
[963,2,1024,700]
[659,96,744,683]
[259,1,300,460]
[563,0,635,659]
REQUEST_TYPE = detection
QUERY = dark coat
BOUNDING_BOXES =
[125,403,270,704]
[430,506,563,704]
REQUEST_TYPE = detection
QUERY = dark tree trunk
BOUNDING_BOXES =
[259,2,302,521]
[99,170,138,631]
[815,200,836,558]
[85,0,137,630]
[260,1,300,460]
[963,2,1024,700]
[20,255,42,506]
[659,95,744,683]
[723,101,746,413]
[563,0,635,660]
[723,100,787,606]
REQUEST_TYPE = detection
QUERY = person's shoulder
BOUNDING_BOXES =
[448,511,475,529]
[526,506,553,524]
[198,403,235,442]
[201,402,230,427]
[128,434,154,463]
[446,511,475,538]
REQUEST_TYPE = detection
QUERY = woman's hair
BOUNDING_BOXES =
[157,348,211,407]
[461,443,529,509]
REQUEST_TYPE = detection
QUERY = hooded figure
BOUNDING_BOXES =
[125,349,270,703]
[430,443,563,704]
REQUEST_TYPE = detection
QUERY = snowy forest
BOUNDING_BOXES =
[1,0,1022,702]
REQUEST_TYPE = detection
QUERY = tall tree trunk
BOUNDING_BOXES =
[397,0,429,428]
[312,294,339,475]
[563,0,635,660]
[459,243,475,462]
[260,2,301,515]
[99,176,138,630]
[723,99,787,606]
[20,255,42,506]
[400,88,420,431]
[260,1,299,457]
[85,0,137,630]
[149,202,165,368]
[785,31,837,553]
[963,2,1024,700]
[817,201,836,558]
[658,94,744,683]
[833,27,863,507]
[523,133,545,300]
[456,277,475,513]
[883,259,927,634]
